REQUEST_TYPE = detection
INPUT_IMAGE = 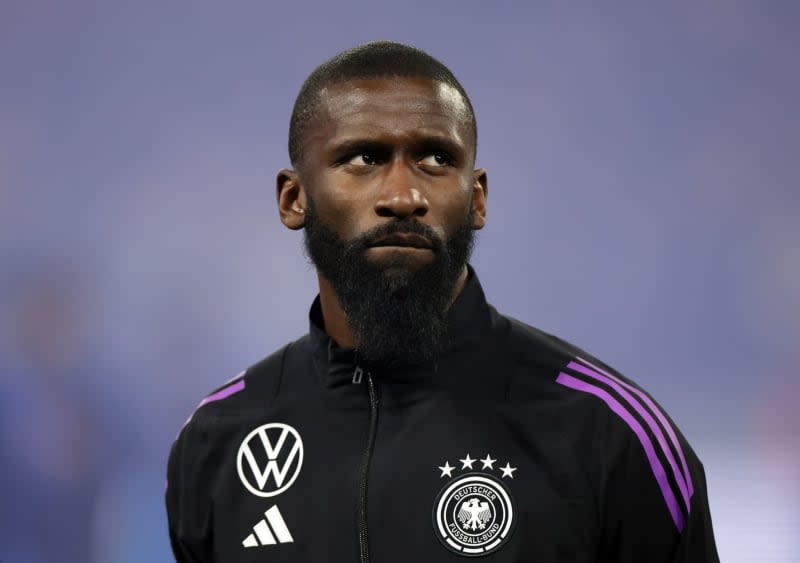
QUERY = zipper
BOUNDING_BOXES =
[357,369,379,563]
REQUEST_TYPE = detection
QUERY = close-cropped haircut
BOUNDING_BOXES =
[288,41,477,166]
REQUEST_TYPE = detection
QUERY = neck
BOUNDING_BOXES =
[317,265,469,349]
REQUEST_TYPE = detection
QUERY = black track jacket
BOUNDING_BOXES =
[166,268,719,562]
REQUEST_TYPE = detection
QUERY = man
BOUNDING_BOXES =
[166,41,720,562]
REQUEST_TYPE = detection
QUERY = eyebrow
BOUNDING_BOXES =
[328,139,391,159]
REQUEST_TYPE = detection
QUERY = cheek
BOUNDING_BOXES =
[433,185,474,232]
[310,175,372,239]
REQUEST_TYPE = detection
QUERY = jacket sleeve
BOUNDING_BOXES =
[165,425,213,563]
[669,458,719,562]
[599,427,720,562]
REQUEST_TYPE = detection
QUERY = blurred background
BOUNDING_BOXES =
[1,1,797,561]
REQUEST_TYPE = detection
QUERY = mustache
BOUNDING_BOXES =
[353,220,445,253]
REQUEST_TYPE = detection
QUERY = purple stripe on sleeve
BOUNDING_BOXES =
[556,372,686,532]
[181,375,247,430]
[574,356,694,498]
[567,361,691,514]
[197,378,246,408]
[222,369,247,386]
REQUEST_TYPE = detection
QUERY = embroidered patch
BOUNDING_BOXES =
[432,454,516,557]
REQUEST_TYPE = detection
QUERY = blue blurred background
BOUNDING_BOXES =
[1,1,797,561]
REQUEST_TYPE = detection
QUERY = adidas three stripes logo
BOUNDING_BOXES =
[243,505,294,548]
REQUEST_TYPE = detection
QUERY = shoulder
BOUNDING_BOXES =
[494,308,618,389]
[493,310,618,417]
[494,310,702,531]
[495,307,698,473]
[166,336,310,488]
[497,310,589,371]
[495,309,670,419]
[176,334,312,434]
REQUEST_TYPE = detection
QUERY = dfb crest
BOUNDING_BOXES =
[432,454,516,557]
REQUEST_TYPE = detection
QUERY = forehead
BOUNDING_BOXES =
[307,76,472,152]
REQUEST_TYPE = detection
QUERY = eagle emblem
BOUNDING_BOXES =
[458,498,492,531]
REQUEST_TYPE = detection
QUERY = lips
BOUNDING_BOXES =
[370,233,434,249]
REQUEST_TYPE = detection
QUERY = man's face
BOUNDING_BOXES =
[286,76,486,366]
[298,76,481,266]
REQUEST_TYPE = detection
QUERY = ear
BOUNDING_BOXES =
[277,168,307,230]
[470,168,488,230]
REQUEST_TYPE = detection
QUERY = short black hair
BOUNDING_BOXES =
[288,40,477,166]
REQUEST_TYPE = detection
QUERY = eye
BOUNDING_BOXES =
[346,153,380,166]
[418,153,452,167]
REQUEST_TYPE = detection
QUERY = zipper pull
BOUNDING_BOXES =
[352,365,364,384]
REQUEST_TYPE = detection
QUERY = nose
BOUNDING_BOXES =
[374,160,429,219]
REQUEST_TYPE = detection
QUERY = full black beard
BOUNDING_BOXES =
[303,196,475,368]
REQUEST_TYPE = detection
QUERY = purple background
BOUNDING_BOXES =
[1,1,797,561]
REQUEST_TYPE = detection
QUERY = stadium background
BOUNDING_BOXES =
[1,1,797,561]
